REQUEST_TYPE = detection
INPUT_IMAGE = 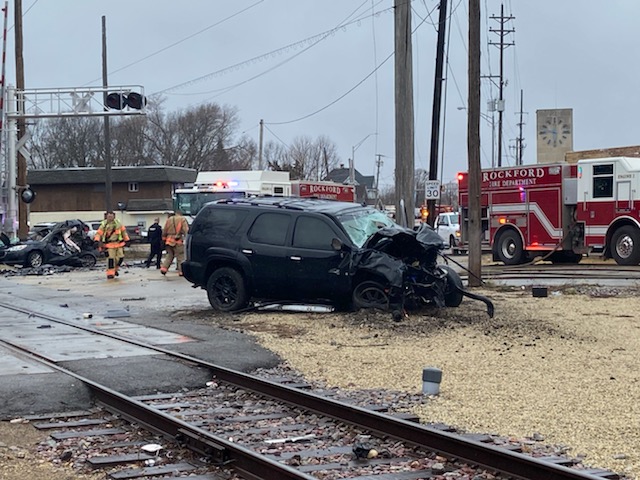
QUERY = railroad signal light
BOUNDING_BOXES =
[20,187,36,204]
[105,92,147,110]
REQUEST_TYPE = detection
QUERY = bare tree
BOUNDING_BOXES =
[265,141,290,171]
[379,184,396,205]
[263,135,341,180]
[440,180,459,208]
[29,117,103,168]
[111,115,154,166]
[227,135,257,170]
[26,100,341,178]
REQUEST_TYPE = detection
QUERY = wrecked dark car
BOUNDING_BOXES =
[182,197,493,317]
[0,219,98,268]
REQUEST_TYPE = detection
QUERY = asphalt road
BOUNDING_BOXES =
[0,262,281,419]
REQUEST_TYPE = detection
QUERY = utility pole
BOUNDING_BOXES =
[258,118,264,170]
[101,16,112,212]
[394,0,414,228]
[467,0,482,287]
[14,0,27,239]
[427,0,448,227]
[375,154,383,191]
[489,3,514,168]
[515,89,526,165]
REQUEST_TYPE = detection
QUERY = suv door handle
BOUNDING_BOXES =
[290,256,302,261]
[242,249,253,254]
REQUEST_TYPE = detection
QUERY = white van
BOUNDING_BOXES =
[435,212,462,253]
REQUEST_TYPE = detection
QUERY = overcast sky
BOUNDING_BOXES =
[6,0,640,189]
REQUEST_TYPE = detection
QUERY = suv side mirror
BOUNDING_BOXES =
[331,238,345,251]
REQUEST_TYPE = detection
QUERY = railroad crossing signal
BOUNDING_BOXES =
[8,85,147,119]
[105,91,147,110]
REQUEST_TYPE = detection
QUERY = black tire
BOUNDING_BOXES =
[78,253,97,268]
[26,251,43,268]
[496,230,525,265]
[352,281,389,310]
[440,265,463,307]
[611,225,640,266]
[206,267,249,312]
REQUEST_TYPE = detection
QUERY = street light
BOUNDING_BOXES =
[350,133,376,185]
[458,106,496,168]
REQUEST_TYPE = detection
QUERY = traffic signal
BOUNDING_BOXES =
[420,206,429,222]
[105,92,146,110]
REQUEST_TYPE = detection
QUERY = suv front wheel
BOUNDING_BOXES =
[207,267,249,312]
[352,280,389,310]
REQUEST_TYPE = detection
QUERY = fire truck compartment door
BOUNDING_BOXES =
[563,178,577,205]
[616,181,631,211]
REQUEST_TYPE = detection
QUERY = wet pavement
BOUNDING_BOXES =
[0,263,281,419]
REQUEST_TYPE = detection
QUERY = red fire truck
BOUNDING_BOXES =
[291,180,356,202]
[458,156,640,265]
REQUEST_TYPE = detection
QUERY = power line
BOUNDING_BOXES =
[266,6,432,126]
[154,1,391,97]
[263,124,289,149]
[85,0,265,87]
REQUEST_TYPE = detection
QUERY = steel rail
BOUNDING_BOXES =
[0,301,610,480]
[0,337,314,480]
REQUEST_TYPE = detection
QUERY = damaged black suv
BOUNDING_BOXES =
[182,197,493,317]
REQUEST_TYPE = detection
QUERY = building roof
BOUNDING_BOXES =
[126,199,174,211]
[325,167,375,189]
[27,166,197,185]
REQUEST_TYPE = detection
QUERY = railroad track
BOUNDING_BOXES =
[0,300,625,479]
[446,257,640,284]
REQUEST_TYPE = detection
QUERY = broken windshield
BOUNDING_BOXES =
[335,207,397,248]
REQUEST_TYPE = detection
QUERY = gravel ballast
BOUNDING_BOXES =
[197,287,640,479]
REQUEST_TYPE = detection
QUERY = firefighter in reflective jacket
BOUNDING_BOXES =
[160,210,189,276]
[94,211,130,279]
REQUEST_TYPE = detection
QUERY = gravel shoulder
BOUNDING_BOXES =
[1,264,639,479]
[193,286,640,479]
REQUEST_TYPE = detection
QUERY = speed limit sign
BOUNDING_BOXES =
[425,180,441,200]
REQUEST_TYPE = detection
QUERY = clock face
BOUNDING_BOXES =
[539,117,571,147]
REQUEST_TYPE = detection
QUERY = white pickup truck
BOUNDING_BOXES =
[435,212,462,253]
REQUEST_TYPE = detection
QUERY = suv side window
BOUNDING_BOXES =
[248,212,290,246]
[192,208,248,237]
[293,216,337,250]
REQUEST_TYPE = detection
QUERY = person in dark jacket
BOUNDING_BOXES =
[145,218,163,269]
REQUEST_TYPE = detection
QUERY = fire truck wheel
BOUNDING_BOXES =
[207,267,249,312]
[496,230,524,265]
[440,265,463,307]
[611,225,640,266]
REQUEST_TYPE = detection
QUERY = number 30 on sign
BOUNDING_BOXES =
[425,180,441,200]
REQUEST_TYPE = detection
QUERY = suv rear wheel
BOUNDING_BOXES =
[207,267,249,312]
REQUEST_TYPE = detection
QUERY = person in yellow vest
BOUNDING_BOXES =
[161,210,189,276]
[94,211,130,279]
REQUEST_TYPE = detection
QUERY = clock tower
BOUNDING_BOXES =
[536,108,573,164]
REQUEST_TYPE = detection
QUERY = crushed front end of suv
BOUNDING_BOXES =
[182,197,493,318]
